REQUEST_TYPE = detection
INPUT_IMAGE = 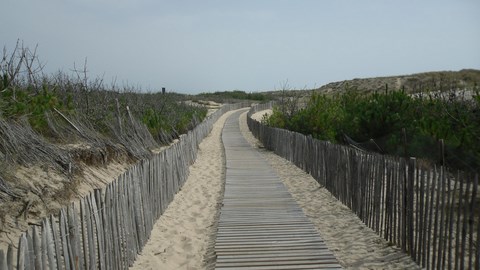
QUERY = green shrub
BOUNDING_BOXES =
[141,103,207,138]
[267,89,480,172]
[0,83,73,134]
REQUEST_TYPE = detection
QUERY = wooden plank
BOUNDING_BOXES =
[468,174,478,270]
[102,185,113,270]
[85,196,96,269]
[94,189,106,270]
[216,264,342,270]
[437,168,447,269]
[50,216,63,270]
[454,172,464,269]
[43,218,56,270]
[67,204,81,270]
[109,181,120,270]
[216,258,342,268]
[215,243,330,252]
[17,234,27,270]
[26,229,34,269]
[131,167,145,253]
[0,250,6,270]
[216,231,319,238]
[217,250,335,259]
[417,169,425,267]
[32,226,41,270]
[421,169,430,268]
[59,209,72,270]
[407,158,415,257]
[447,171,458,270]
[125,173,137,266]
[6,244,13,270]
[476,180,480,270]
[40,220,47,270]
[119,175,130,268]
[460,177,471,270]
[215,239,327,248]
[115,177,126,269]
[426,169,436,268]
[80,199,90,270]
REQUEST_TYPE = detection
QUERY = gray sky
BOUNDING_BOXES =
[2,1,479,94]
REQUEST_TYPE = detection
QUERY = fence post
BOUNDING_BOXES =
[407,157,416,257]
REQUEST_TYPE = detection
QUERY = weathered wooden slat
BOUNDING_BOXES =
[217,249,335,257]
[216,232,320,238]
[215,239,327,248]
[59,209,72,269]
[26,229,34,270]
[216,258,342,267]
[217,251,336,261]
[79,199,89,270]
[43,218,56,270]
[216,263,342,270]
[50,216,63,270]
[216,248,334,257]
[215,244,330,252]
[0,250,6,270]
[40,220,47,270]
[215,238,326,246]
[32,226,41,270]
[217,223,314,229]
[17,234,27,270]
[67,204,81,270]
[6,244,13,270]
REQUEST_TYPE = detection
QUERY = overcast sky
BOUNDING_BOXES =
[2,1,479,94]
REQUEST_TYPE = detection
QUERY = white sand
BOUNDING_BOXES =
[130,109,241,270]
[251,109,272,122]
[239,111,420,269]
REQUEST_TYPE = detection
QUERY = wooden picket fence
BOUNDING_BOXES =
[0,102,249,270]
[247,102,479,270]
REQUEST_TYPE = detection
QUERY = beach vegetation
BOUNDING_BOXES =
[266,86,480,172]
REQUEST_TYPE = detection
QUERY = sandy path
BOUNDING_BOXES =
[130,109,241,270]
[241,111,420,269]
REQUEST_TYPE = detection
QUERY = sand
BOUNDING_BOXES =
[130,109,241,270]
[251,109,272,122]
[241,111,420,269]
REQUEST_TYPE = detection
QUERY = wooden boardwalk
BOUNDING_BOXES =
[214,111,342,269]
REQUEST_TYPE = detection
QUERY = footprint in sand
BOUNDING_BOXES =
[181,236,193,252]
[195,227,205,234]
[153,246,170,257]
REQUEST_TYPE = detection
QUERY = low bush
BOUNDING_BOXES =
[266,87,480,172]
